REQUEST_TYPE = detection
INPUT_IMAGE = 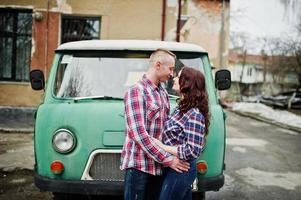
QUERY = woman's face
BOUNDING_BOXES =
[172,70,182,94]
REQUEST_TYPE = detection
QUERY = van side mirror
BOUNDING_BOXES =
[30,70,45,90]
[215,69,231,90]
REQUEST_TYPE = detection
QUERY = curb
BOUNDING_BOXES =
[0,106,35,134]
[0,167,34,173]
[229,110,301,134]
[0,127,33,134]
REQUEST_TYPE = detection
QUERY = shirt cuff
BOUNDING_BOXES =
[162,154,174,166]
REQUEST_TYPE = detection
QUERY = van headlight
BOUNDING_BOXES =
[52,129,76,153]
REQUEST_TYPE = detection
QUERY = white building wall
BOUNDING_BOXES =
[230,63,275,84]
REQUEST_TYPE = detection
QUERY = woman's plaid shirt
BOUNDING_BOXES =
[120,76,173,175]
[163,107,205,161]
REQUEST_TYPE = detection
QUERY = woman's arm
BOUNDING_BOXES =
[152,137,178,156]
[177,112,205,160]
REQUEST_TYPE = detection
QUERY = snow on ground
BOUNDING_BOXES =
[232,102,301,129]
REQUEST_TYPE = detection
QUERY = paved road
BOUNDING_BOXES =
[206,111,301,200]
[0,111,300,200]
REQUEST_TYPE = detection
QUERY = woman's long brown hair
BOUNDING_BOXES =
[178,67,210,135]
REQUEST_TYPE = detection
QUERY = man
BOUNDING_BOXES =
[120,49,190,200]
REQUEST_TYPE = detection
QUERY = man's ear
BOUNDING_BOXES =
[155,61,161,70]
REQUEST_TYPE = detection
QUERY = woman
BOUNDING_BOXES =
[152,67,210,200]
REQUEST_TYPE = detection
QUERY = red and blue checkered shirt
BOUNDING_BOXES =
[163,107,205,161]
[120,75,173,175]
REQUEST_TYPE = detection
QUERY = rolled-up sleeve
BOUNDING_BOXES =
[177,112,205,160]
[125,86,173,165]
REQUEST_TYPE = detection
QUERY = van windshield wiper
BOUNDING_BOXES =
[74,96,123,102]
[168,94,179,99]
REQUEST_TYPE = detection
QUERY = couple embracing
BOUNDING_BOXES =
[120,49,209,200]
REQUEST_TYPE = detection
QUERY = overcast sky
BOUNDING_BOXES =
[230,0,301,53]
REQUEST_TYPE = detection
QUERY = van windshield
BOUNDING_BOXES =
[54,51,204,99]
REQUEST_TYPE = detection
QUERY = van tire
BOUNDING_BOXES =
[192,191,205,200]
[52,193,67,200]
[52,193,91,200]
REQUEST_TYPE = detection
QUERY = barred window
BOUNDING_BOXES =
[61,16,100,44]
[0,9,32,81]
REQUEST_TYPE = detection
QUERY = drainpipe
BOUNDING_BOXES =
[176,0,182,42]
[161,0,167,41]
[44,0,50,78]
[219,0,225,68]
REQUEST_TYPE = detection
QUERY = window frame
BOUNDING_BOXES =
[61,15,101,44]
[0,8,32,82]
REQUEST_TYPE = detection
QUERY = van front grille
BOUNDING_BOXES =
[89,153,124,181]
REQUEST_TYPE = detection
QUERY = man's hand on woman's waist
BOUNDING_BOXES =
[167,156,190,173]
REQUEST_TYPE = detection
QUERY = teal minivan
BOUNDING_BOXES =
[30,40,231,199]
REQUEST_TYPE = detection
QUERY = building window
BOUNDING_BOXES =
[61,16,100,44]
[247,67,253,76]
[0,9,32,82]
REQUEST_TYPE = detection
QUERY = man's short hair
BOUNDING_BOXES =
[150,48,176,64]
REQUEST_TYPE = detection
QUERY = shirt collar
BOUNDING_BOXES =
[142,74,162,91]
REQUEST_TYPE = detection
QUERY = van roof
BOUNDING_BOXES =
[57,40,206,53]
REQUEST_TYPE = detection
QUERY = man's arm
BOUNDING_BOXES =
[151,137,190,173]
[152,137,178,156]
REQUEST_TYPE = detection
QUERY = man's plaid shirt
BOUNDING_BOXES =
[163,107,205,161]
[120,75,173,175]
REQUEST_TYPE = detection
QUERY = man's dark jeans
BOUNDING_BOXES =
[124,168,163,200]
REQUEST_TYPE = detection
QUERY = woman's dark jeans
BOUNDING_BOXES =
[124,168,163,200]
[159,159,197,200]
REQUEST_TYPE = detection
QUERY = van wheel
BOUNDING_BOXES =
[52,193,68,200]
[52,193,90,200]
[192,191,205,200]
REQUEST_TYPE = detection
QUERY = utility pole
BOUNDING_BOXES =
[219,0,225,68]
[239,49,247,101]
[176,0,182,42]
[161,0,167,41]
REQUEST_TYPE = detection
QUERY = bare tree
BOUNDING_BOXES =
[65,65,93,97]
[261,37,283,83]
[263,23,301,89]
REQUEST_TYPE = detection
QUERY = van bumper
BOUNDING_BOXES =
[34,174,124,195]
[198,174,225,192]
[35,173,224,195]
